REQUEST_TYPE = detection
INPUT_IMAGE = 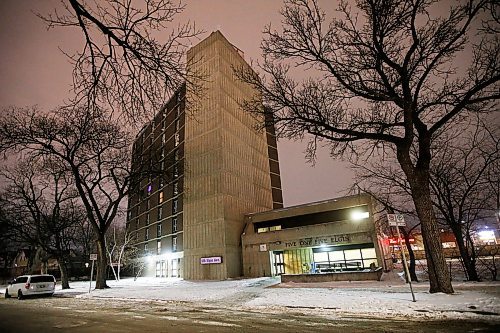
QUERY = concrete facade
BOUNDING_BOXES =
[126,31,282,280]
[183,32,276,280]
[242,194,385,278]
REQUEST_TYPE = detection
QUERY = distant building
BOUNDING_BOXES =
[126,31,283,280]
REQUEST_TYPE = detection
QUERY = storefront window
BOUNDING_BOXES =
[312,243,377,272]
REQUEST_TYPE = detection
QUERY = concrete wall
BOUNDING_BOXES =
[183,31,274,279]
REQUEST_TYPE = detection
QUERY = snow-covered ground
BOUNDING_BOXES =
[35,271,500,322]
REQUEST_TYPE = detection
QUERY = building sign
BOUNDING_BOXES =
[285,234,351,248]
[200,256,222,265]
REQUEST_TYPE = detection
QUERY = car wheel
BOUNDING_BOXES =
[5,289,10,298]
[17,290,23,300]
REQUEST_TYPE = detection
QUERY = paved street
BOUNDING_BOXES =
[1,295,499,333]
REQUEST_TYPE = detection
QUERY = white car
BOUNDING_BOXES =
[5,274,56,299]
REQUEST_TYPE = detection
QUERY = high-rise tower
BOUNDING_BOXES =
[126,31,282,279]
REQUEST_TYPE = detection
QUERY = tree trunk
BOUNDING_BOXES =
[451,225,479,281]
[397,145,454,294]
[95,235,109,289]
[401,228,418,282]
[408,171,454,293]
[58,258,70,289]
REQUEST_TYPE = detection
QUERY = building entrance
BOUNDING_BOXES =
[272,251,285,275]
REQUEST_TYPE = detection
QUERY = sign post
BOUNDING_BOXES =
[387,214,416,302]
[89,253,97,293]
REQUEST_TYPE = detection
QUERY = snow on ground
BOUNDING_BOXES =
[31,271,499,322]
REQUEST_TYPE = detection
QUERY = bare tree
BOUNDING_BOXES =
[238,0,499,293]
[106,224,135,281]
[430,121,499,281]
[0,106,131,289]
[38,0,202,122]
[354,119,499,281]
[0,158,84,288]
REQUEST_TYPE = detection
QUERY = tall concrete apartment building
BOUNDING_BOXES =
[126,31,283,280]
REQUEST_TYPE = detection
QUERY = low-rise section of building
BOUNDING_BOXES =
[242,194,385,277]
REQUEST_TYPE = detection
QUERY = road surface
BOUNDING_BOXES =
[0,295,498,332]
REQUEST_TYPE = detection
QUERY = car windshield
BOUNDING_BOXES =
[30,276,55,283]
[15,277,28,283]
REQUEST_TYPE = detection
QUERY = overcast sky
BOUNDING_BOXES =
[0,0,355,207]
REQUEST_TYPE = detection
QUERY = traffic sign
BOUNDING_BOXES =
[387,214,406,227]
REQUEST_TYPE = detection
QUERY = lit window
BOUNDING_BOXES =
[172,199,178,214]
[172,236,177,252]
[157,240,161,255]
[162,133,166,144]
[157,206,163,220]
[172,217,178,232]
[144,243,148,252]
[159,191,164,203]
[173,165,179,178]
[173,182,179,196]
[269,225,281,231]
[174,133,180,146]
[175,119,180,131]
[157,223,162,237]
[146,213,150,225]
[147,184,152,194]
[257,227,269,233]
[145,228,149,240]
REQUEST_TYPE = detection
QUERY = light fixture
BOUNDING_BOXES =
[351,211,369,221]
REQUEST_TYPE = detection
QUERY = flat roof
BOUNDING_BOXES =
[246,194,372,223]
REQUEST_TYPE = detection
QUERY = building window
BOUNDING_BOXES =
[173,182,179,196]
[157,206,163,220]
[174,133,180,146]
[172,258,178,277]
[159,191,164,204]
[173,165,179,178]
[312,244,377,272]
[135,218,139,229]
[146,213,150,225]
[172,217,178,233]
[172,236,177,252]
[144,243,148,252]
[172,199,178,214]
[157,222,162,237]
[146,199,150,210]
[156,261,161,277]
[174,149,180,161]
[174,119,180,131]
[145,228,149,241]
[162,133,166,144]
[157,240,161,255]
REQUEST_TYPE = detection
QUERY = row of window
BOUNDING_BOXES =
[143,217,179,241]
[144,236,177,254]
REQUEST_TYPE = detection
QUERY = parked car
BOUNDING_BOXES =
[5,275,56,299]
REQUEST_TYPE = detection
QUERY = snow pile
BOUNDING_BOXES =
[42,274,500,322]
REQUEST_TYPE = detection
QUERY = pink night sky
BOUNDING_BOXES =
[0,0,355,207]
